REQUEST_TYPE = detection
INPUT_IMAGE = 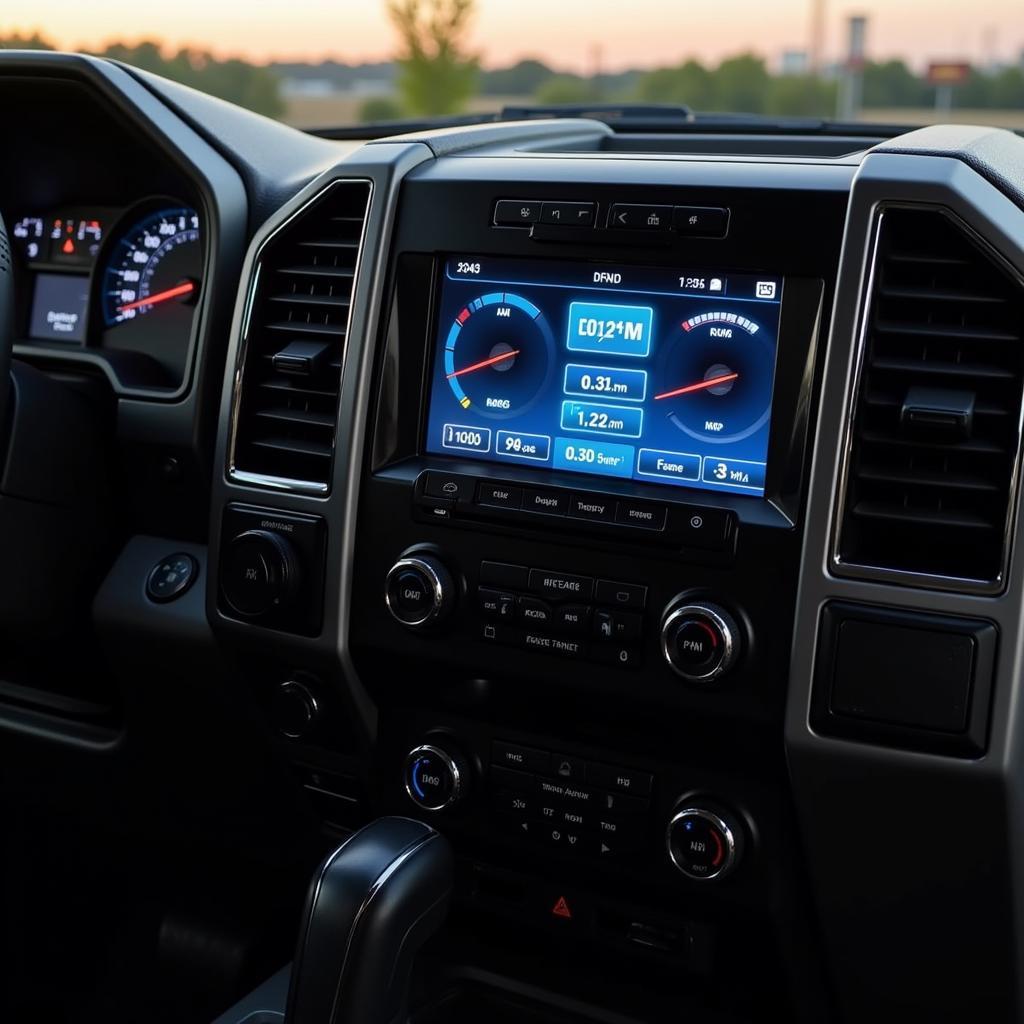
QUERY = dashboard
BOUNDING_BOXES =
[3,48,1024,1024]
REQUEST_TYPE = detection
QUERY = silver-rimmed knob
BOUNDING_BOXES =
[385,555,455,628]
[403,743,466,811]
[667,804,743,881]
[661,601,740,682]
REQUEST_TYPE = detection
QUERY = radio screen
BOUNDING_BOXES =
[424,255,783,497]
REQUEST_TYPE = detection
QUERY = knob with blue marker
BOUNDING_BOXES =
[404,742,469,812]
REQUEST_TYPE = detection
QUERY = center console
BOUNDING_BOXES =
[210,135,855,1021]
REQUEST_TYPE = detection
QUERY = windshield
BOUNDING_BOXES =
[5,0,1023,130]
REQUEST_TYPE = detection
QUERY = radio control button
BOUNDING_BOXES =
[568,493,616,523]
[529,569,594,601]
[492,740,549,775]
[588,762,653,797]
[594,579,647,610]
[677,506,734,550]
[477,481,523,509]
[615,500,667,531]
[522,488,568,516]
[661,601,741,682]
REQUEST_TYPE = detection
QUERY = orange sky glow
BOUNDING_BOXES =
[3,0,1022,72]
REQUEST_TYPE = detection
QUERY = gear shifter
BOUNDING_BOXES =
[285,817,454,1024]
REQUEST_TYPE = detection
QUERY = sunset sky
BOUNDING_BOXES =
[3,0,1022,72]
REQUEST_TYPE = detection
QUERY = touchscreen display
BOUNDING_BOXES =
[424,255,783,497]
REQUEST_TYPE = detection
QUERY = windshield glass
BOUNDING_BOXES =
[5,0,1023,130]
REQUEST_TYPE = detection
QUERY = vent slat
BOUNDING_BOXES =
[875,321,1020,344]
[838,208,1024,586]
[230,180,370,489]
[268,293,351,309]
[265,321,346,337]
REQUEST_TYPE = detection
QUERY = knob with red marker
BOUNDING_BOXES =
[667,802,744,881]
[660,599,741,683]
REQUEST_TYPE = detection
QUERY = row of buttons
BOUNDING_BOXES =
[477,481,665,530]
[420,472,734,552]
[490,758,652,859]
[480,589,641,642]
[492,741,653,794]
[480,561,647,607]
[494,199,729,238]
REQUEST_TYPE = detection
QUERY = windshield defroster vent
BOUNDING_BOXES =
[836,206,1024,590]
[230,179,371,492]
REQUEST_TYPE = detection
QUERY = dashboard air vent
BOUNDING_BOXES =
[231,180,371,491]
[837,207,1024,588]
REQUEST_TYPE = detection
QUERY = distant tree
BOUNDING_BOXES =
[481,58,554,96]
[863,60,929,108]
[633,60,714,109]
[0,32,54,50]
[533,74,602,106]
[387,0,478,115]
[766,74,837,117]
[711,54,771,113]
[359,96,405,122]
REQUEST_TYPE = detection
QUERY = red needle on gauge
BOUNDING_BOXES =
[446,348,520,379]
[654,371,739,401]
[117,280,195,313]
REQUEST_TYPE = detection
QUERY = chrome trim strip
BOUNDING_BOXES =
[830,201,1024,596]
[226,177,373,495]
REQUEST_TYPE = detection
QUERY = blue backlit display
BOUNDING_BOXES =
[424,255,784,498]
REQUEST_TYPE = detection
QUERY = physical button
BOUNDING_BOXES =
[477,481,522,510]
[518,596,554,627]
[522,488,568,516]
[588,761,653,796]
[423,472,468,501]
[595,579,647,610]
[146,552,198,603]
[555,604,592,635]
[529,569,594,601]
[540,201,595,226]
[549,754,586,782]
[492,740,549,774]
[494,199,541,225]
[609,203,672,230]
[678,506,733,550]
[568,493,616,523]
[479,588,516,620]
[615,500,667,531]
[673,206,729,237]
[521,632,587,659]
[480,561,529,590]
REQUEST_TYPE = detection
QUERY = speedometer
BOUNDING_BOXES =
[101,206,201,327]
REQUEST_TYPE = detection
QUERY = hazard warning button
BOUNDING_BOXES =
[551,895,572,919]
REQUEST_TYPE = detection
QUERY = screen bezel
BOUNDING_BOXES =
[414,252,821,518]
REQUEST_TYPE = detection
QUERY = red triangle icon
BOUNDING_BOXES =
[551,895,572,919]
[62,238,74,254]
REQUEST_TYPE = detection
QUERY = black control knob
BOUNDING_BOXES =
[661,601,740,682]
[273,679,320,739]
[222,529,301,618]
[667,803,744,881]
[385,555,455,628]
[403,743,468,811]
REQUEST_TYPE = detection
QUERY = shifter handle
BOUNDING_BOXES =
[285,817,453,1024]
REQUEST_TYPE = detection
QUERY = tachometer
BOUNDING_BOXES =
[101,206,201,327]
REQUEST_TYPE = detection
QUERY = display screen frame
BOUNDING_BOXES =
[421,251,791,502]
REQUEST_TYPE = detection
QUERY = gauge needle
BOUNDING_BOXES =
[654,371,739,401]
[447,348,521,379]
[118,280,195,313]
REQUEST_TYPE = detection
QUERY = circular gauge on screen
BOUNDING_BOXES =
[442,292,556,420]
[653,311,775,445]
[100,205,201,327]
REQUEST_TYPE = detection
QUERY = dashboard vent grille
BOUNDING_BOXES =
[837,207,1024,587]
[230,180,371,491]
